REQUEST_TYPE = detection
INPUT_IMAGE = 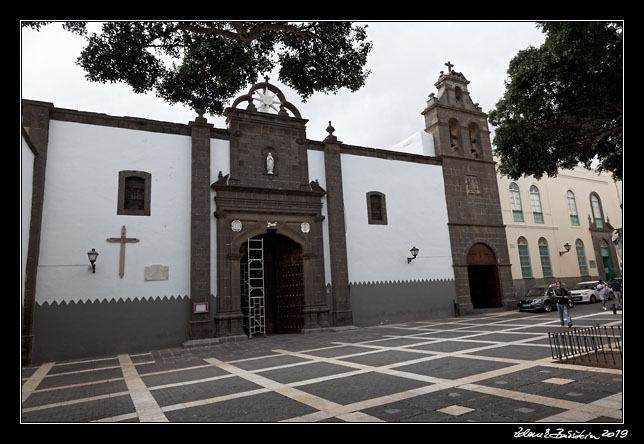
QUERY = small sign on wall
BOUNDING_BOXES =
[144,264,169,281]
[193,302,209,314]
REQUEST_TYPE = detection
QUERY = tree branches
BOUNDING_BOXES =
[22,21,372,117]
[489,22,622,180]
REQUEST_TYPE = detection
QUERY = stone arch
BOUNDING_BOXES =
[466,242,502,309]
[230,78,302,118]
[467,242,498,265]
[468,122,479,155]
[448,118,460,150]
[231,222,311,257]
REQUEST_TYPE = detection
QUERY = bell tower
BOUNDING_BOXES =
[422,63,516,314]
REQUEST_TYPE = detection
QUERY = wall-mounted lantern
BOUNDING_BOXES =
[559,242,571,256]
[87,248,99,273]
[407,246,419,264]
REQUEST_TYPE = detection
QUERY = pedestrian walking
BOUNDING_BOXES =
[554,281,573,327]
[610,279,622,309]
[597,280,610,311]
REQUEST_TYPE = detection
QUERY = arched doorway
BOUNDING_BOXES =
[467,243,502,308]
[240,231,305,335]
[600,239,615,280]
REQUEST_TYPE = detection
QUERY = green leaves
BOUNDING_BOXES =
[490,22,622,180]
[26,21,372,117]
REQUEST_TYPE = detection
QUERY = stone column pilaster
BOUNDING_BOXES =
[189,114,214,339]
[322,123,353,326]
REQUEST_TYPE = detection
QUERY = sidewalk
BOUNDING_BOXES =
[21,306,623,423]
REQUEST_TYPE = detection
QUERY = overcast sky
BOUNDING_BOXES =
[21,21,547,150]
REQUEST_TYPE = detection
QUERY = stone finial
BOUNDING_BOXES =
[195,108,207,123]
[325,121,337,142]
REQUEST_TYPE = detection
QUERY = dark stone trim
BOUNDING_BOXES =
[25,99,229,140]
[307,139,444,166]
[21,100,54,366]
[189,118,214,340]
[340,143,443,166]
[448,222,507,229]
[117,170,151,216]
[21,127,39,156]
[323,140,353,326]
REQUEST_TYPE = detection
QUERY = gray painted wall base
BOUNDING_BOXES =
[349,279,457,326]
[32,296,196,364]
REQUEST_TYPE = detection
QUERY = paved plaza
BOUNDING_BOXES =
[21,304,623,423]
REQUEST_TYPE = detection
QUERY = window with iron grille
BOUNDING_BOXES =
[118,171,151,216]
[567,190,579,226]
[530,185,544,224]
[538,237,553,277]
[576,239,589,276]
[509,183,524,222]
[517,236,532,278]
[590,193,604,228]
[366,191,387,225]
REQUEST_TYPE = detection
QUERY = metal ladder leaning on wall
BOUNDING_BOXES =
[246,238,266,338]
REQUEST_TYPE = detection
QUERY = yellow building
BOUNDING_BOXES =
[497,164,622,299]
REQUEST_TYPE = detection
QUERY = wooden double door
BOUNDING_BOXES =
[254,231,305,334]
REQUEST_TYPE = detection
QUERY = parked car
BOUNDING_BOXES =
[570,281,615,304]
[519,284,573,312]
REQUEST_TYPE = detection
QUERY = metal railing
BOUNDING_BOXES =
[548,324,622,367]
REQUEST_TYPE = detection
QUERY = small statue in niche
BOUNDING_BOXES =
[266,152,275,175]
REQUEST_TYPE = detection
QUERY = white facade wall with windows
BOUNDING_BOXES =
[36,121,193,305]
[340,153,453,284]
[497,165,622,297]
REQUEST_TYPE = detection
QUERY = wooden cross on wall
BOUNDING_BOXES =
[106,225,140,278]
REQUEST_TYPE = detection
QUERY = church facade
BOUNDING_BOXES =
[21,67,515,365]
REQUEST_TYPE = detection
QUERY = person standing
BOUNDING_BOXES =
[597,280,610,311]
[554,281,573,327]
[610,279,622,309]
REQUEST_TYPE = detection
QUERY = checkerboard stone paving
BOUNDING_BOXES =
[21,309,623,423]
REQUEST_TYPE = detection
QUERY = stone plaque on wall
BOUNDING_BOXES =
[144,264,169,281]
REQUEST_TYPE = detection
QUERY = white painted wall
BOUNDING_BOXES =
[388,131,436,157]
[21,135,35,305]
[36,121,192,304]
[307,149,332,285]
[340,154,453,283]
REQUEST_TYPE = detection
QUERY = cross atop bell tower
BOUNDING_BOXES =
[421,64,490,159]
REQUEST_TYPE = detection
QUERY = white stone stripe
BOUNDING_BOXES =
[278,342,623,422]
[21,391,130,413]
[118,354,168,422]
[29,377,125,394]
[22,362,54,403]
[203,357,383,422]
[92,412,139,423]
[161,388,271,413]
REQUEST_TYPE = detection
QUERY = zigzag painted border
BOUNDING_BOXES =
[349,278,455,286]
[35,294,193,306]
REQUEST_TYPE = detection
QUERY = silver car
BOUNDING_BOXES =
[519,284,573,312]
